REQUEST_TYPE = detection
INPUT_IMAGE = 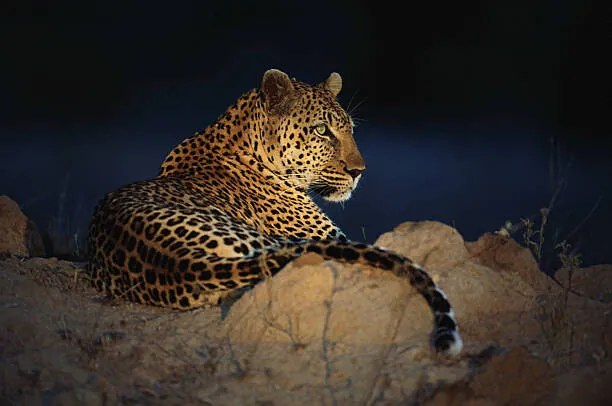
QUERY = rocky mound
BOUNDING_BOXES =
[0,196,610,404]
[0,195,45,257]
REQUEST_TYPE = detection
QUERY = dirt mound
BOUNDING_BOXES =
[0,213,611,404]
[555,264,612,303]
[0,195,45,257]
[223,254,465,404]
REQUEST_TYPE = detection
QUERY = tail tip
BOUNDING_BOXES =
[433,329,463,357]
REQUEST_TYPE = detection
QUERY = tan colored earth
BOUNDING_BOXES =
[0,195,45,258]
[0,198,610,404]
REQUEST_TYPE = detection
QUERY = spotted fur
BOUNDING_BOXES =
[88,69,462,355]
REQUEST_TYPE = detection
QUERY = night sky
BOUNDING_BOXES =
[1,1,610,269]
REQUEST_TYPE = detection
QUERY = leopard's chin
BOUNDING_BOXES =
[321,188,353,202]
[318,174,361,203]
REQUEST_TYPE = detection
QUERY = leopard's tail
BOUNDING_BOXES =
[405,262,463,355]
[298,241,463,356]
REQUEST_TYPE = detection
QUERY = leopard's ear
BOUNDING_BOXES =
[261,69,298,115]
[323,72,342,97]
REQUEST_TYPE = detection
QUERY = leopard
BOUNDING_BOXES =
[87,69,463,355]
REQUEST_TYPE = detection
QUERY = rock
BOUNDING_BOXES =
[555,264,612,303]
[376,221,470,269]
[466,232,553,292]
[219,221,563,402]
[374,221,548,349]
[222,255,467,403]
[428,347,556,405]
[0,195,45,257]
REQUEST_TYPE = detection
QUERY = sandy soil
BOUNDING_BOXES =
[1,231,611,404]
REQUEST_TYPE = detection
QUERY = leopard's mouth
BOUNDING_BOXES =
[310,174,361,202]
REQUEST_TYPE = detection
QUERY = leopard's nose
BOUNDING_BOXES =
[345,166,365,179]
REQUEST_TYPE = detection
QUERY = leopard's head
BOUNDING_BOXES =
[260,69,365,202]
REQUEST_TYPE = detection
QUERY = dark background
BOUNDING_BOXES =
[1,1,610,270]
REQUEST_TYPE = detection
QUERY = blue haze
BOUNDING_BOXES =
[1,86,609,269]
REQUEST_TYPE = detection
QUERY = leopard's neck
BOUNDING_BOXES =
[158,89,276,178]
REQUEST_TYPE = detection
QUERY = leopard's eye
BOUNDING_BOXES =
[315,124,327,136]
